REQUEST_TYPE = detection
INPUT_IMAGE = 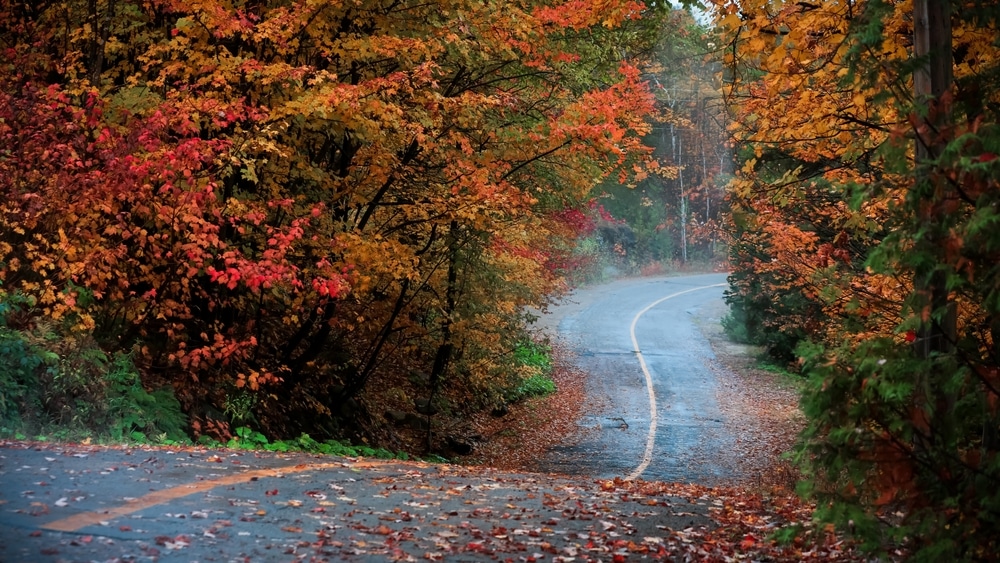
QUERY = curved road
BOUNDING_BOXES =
[533,273,733,484]
[0,273,735,561]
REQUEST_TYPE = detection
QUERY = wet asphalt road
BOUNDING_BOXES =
[532,273,731,484]
[0,445,715,562]
[0,274,731,561]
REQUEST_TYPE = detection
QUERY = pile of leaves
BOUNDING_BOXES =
[601,478,895,562]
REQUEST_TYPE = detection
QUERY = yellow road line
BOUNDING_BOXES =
[41,460,390,532]
[625,283,726,482]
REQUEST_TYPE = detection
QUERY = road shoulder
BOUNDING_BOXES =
[695,298,805,491]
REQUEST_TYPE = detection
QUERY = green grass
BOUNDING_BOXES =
[755,358,807,392]
[208,427,421,460]
[504,340,557,402]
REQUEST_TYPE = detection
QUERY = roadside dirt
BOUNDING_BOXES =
[695,299,805,492]
[457,342,593,471]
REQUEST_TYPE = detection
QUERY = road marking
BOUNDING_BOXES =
[625,282,726,481]
[41,460,390,532]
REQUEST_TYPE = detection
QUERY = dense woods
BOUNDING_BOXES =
[717,0,1000,557]
[0,1,727,452]
[8,0,999,557]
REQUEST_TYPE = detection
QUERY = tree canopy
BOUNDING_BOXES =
[717,0,1000,556]
[0,0,672,443]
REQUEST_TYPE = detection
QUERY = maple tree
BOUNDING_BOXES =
[716,0,1000,556]
[593,8,730,271]
[0,0,666,447]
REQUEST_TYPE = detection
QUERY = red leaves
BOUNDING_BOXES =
[533,0,645,30]
[3,0,674,451]
[311,276,349,298]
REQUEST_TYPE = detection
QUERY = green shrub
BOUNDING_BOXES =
[0,291,188,443]
[504,340,557,403]
[224,428,410,459]
[510,374,557,400]
[721,309,752,344]
[513,340,552,373]
[0,328,44,427]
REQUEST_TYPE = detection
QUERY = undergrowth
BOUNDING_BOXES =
[504,340,556,403]
[200,426,411,460]
[0,291,417,460]
[0,292,187,443]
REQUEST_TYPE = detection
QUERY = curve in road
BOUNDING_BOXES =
[533,272,734,484]
[626,281,727,481]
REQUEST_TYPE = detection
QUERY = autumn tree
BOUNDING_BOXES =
[0,0,661,446]
[717,0,1000,556]
[594,8,729,271]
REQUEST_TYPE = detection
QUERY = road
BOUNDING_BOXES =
[0,273,733,561]
[532,273,732,483]
[0,444,716,562]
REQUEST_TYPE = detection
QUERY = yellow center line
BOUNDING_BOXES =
[625,282,726,482]
[42,459,396,532]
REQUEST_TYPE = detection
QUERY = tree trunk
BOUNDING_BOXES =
[913,0,956,356]
[911,0,956,454]
[678,135,687,264]
[426,220,460,453]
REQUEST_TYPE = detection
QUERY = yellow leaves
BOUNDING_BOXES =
[748,36,768,55]
[719,11,743,32]
[0,0,678,422]
[235,369,280,391]
[851,92,867,112]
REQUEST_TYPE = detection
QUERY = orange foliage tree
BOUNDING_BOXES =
[716,0,1000,555]
[0,0,660,441]
[591,8,730,271]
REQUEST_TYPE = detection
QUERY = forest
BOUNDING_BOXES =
[720,0,1000,558]
[1,0,998,559]
[0,1,723,452]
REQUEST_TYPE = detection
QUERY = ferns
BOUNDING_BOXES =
[0,292,188,442]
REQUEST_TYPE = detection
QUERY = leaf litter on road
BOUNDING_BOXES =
[0,310,895,562]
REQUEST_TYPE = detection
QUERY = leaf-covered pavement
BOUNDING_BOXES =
[0,279,899,561]
[0,441,884,562]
